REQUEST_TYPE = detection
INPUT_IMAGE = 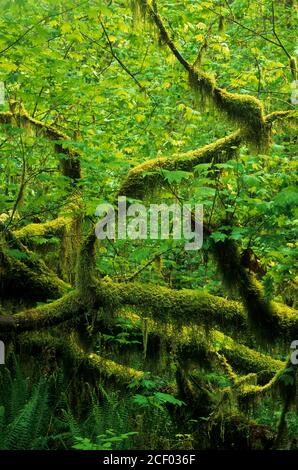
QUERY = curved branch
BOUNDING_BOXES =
[19,331,144,382]
[119,131,241,198]
[134,0,269,149]
[0,101,81,180]
[0,291,81,332]
[264,109,297,124]
[101,309,284,377]
[0,248,69,301]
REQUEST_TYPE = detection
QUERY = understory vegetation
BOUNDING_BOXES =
[0,0,297,450]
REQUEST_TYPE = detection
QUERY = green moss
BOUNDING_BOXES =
[218,15,225,33]
[76,230,98,302]
[130,0,270,151]
[290,56,297,80]
[0,291,81,332]
[188,68,216,108]
[188,76,270,151]
[1,100,81,181]
[14,217,72,240]
[193,40,208,69]
[19,331,144,382]
[237,360,294,400]
[60,214,82,284]
[97,278,247,333]
[212,238,279,340]
[0,111,13,124]
[188,62,269,151]
[213,87,269,151]
[123,313,284,377]
[0,243,69,302]
[130,0,148,23]
[265,109,297,124]
[119,132,241,199]
[97,279,298,341]
[217,333,283,377]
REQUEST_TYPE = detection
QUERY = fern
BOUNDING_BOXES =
[3,378,49,450]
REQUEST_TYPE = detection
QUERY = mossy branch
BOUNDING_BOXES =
[119,131,241,198]
[19,331,144,382]
[13,216,72,240]
[211,238,291,340]
[96,279,298,339]
[264,109,298,124]
[236,359,296,403]
[131,0,270,149]
[76,229,98,298]
[0,245,69,301]
[0,291,81,332]
[105,309,284,378]
[0,101,81,180]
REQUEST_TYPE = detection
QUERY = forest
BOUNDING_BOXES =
[0,0,297,453]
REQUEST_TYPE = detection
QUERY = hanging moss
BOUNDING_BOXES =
[19,331,144,383]
[75,229,98,306]
[141,317,149,359]
[265,109,297,124]
[130,1,270,150]
[213,87,269,151]
[203,412,275,450]
[54,143,81,180]
[290,56,297,80]
[211,238,281,340]
[193,40,208,70]
[187,83,269,151]
[215,351,239,384]
[1,100,81,181]
[130,0,148,23]
[60,214,82,284]
[218,15,225,33]
[188,68,216,108]
[0,111,13,124]
[97,278,298,341]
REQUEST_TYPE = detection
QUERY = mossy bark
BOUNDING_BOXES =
[0,246,69,301]
[119,132,241,199]
[97,279,298,340]
[19,331,144,383]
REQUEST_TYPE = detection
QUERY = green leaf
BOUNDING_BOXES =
[160,170,193,184]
